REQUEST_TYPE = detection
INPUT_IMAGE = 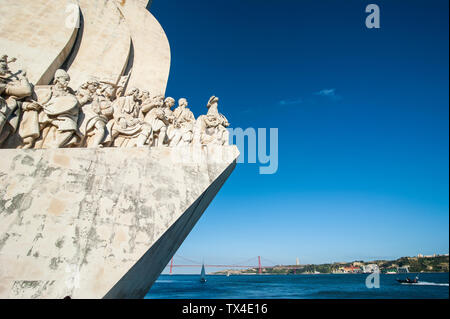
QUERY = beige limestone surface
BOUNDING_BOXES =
[1,0,170,95]
[114,0,171,95]
[0,0,79,85]
[136,0,152,8]
[66,0,132,90]
[0,145,239,298]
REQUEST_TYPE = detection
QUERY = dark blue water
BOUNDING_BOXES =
[145,273,449,299]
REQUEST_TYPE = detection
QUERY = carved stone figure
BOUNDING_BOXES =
[0,55,232,150]
[76,80,100,107]
[169,98,195,146]
[78,81,115,148]
[104,87,151,147]
[0,55,33,146]
[140,93,162,115]
[17,92,42,149]
[139,90,150,104]
[194,96,229,145]
[143,95,174,147]
[162,97,176,145]
[29,69,82,149]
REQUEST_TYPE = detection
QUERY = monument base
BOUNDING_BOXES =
[0,145,239,298]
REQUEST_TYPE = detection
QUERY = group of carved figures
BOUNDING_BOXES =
[0,55,230,149]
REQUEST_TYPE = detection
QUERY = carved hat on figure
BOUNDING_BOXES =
[54,69,69,80]
[207,96,219,108]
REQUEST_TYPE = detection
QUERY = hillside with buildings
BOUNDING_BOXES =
[212,254,449,275]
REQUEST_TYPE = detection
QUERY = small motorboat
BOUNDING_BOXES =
[396,276,419,284]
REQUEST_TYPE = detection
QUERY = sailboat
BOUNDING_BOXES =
[200,263,207,283]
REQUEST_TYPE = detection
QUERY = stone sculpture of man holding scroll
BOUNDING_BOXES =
[30,69,82,149]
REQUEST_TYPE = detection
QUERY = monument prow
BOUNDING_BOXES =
[1,0,238,298]
[0,145,239,298]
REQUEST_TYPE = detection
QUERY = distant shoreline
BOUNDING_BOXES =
[161,272,450,276]
[211,255,449,275]
[207,271,450,275]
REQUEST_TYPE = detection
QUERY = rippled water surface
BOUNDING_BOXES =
[145,273,449,299]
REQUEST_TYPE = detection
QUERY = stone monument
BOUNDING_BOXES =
[0,0,239,298]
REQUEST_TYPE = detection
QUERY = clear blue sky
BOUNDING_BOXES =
[150,0,449,272]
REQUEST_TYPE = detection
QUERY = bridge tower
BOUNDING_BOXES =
[258,256,262,274]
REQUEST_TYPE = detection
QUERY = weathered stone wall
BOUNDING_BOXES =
[0,0,79,85]
[1,0,170,95]
[0,145,239,298]
[65,0,132,90]
[114,0,171,95]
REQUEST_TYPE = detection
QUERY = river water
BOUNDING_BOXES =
[145,273,449,299]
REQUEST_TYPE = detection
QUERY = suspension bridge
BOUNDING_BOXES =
[165,255,300,274]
